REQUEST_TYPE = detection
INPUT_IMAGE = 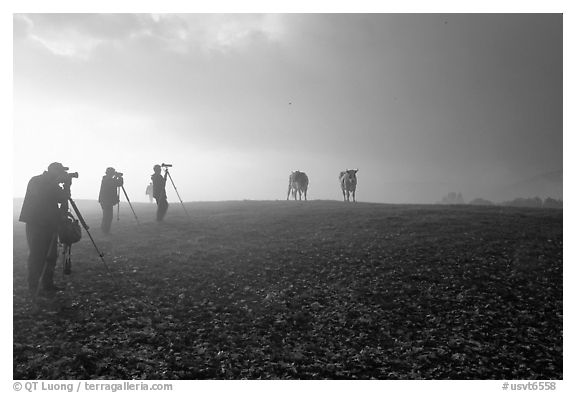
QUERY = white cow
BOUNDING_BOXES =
[287,171,309,201]
[339,169,358,202]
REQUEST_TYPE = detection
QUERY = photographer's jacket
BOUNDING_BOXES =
[151,173,167,199]
[19,172,69,230]
[98,175,124,206]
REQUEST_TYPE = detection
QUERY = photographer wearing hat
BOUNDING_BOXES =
[98,167,124,234]
[19,162,71,299]
[151,164,169,221]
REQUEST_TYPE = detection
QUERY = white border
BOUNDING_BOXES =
[3,2,572,391]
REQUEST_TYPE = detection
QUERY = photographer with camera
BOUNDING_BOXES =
[151,164,169,221]
[98,167,124,234]
[19,162,71,300]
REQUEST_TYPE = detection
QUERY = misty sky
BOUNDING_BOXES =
[13,13,562,203]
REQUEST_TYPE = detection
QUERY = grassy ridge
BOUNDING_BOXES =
[13,201,563,379]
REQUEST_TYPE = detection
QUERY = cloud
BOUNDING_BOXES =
[134,14,288,56]
[13,14,134,60]
[14,14,288,59]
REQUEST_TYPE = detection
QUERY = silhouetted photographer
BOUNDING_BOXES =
[98,167,124,234]
[152,164,169,221]
[19,162,71,300]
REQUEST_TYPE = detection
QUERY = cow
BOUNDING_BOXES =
[287,171,309,201]
[339,169,358,202]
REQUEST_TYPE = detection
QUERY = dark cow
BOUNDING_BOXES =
[287,171,309,201]
[339,169,358,202]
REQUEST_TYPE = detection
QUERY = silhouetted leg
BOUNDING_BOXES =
[101,203,113,233]
[163,200,169,220]
[41,236,58,290]
[155,198,161,220]
[25,224,56,297]
[156,197,169,221]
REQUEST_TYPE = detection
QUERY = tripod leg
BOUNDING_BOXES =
[121,185,140,225]
[63,244,72,275]
[68,198,120,288]
[166,170,191,220]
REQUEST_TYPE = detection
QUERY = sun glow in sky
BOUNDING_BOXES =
[13,13,562,203]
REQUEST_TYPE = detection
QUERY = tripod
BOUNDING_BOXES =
[116,184,140,225]
[53,177,119,286]
[164,167,191,220]
[67,197,119,286]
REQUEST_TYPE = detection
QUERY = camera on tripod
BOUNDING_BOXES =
[61,171,78,187]
[115,171,124,177]
[161,163,173,168]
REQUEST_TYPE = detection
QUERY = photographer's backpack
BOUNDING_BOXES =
[59,212,82,274]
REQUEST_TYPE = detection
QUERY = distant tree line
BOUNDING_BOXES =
[500,197,563,209]
[438,193,562,209]
[439,192,465,205]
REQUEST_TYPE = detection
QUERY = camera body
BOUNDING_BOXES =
[60,171,78,189]
[161,163,173,168]
[115,171,124,177]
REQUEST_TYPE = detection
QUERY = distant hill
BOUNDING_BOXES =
[496,170,562,201]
